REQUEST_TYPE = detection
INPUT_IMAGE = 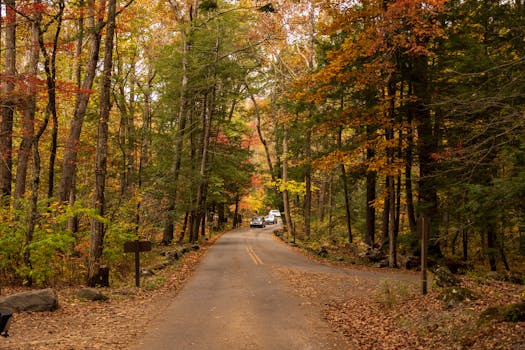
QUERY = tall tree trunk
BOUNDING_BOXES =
[304,130,312,237]
[318,176,327,221]
[46,2,63,200]
[338,126,352,242]
[47,108,58,199]
[487,226,497,271]
[162,26,190,245]
[192,88,214,243]
[59,0,104,203]
[303,0,315,238]
[282,126,294,241]
[26,0,64,282]
[382,175,391,251]
[66,7,86,233]
[135,70,154,234]
[232,195,240,229]
[88,0,116,287]
[178,212,189,243]
[14,13,39,208]
[413,54,441,258]
[405,106,417,240]
[0,0,16,202]
[248,87,275,181]
[365,126,376,247]
[462,227,468,261]
[388,176,397,267]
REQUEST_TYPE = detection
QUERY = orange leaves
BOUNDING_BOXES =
[17,2,51,17]
[379,0,448,57]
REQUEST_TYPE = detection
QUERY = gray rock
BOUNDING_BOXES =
[78,288,108,301]
[0,288,58,312]
[434,266,460,287]
[163,250,180,261]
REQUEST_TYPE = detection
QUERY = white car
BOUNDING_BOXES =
[264,215,276,225]
[269,209,281,217]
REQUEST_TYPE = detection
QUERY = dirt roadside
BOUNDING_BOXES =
[1,233,524,350]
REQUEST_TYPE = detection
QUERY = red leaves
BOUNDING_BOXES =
[17,2,51,16]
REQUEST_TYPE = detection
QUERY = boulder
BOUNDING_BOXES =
[433,266,460,287]
[402,255,420,270]
[161,250,180,261]
[78,288,108,301]
[317,244,329,258]
[479,302,525,323]
[0,288,58,312]
[360,248,385,263]
[375,260,389,268]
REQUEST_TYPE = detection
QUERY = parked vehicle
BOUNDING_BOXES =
[269,209,281,217]
[264,214,276,225]
[250,216,265,228]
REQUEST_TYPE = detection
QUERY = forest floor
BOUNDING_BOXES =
[1,233,524,350]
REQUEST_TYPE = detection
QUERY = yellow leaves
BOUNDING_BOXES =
[268,179,308,195]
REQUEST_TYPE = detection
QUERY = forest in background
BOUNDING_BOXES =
[0,0,524,288]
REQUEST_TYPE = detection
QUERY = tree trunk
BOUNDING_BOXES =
[462,228,468,261]
[25,0,64,282]
[405,108,417,237]
[59,0,104,203]
[304,130,312,237]
[413,54,441,258]
[135,70,154,234]
[338,127,352,242]
[14,13,39,208]
[162,26,190,245]
[365,126,376,247]
[282,126,294,241]
[382,175,391,252]
[178,212,189,243]
[37,0,63,204]
[0,0,16,202]
[388,176,397,267]
[47,109,58,199]
[248,88,275,181]
[318,175,328,221]
[487,227,497,271]
[88,0,116,287]
[192,87,214,243]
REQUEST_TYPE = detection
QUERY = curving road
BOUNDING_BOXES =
[132,223,417,349]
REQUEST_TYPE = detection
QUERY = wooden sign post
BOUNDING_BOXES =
[124,240,152,287]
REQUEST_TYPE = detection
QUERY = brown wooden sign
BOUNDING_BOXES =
[124,240,152,287]
[124,240,152,253]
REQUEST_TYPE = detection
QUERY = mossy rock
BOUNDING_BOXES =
[433,266,460,287]
[486,271,524,285]
[503,302,525,322]
[479,302,525,323]
[439,286,478,305]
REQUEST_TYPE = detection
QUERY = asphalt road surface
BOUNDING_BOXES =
[132,223,385,349]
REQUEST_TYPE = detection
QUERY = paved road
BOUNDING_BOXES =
[132,224,351,350]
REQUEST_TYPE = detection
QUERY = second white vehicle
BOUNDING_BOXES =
[264,214,276,225]
[268,209,281,217]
